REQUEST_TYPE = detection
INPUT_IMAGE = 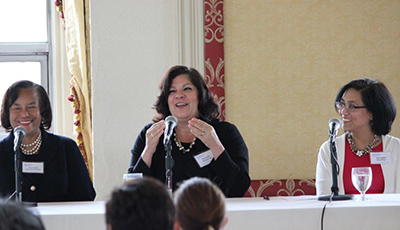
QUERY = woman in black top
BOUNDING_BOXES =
[129,65,250,197]
[0,80,95,202]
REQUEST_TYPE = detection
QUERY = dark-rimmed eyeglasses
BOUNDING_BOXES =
[335,102,366,113]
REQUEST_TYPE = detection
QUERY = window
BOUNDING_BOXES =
[0,0,51,138]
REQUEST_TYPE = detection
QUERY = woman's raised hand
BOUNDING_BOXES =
[141,120,165,167]
[188,118,225,159]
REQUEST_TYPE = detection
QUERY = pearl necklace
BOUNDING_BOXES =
[20,132,42,155]
[174,134,196,153]
[346,132,380,157]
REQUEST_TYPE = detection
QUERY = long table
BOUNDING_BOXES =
[33,194,400,230]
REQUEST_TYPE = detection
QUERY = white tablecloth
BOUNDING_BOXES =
[33,194,400,230]
[225,194,400,229]
[32,201,106,230]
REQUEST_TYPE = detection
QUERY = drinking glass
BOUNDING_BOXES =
[351,167,372,201]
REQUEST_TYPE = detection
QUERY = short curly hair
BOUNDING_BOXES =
[153,65,220,122]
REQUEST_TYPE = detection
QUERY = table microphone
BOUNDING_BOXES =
[328,118,340,141]
[318,118,353,201]
[13,126,26,152]
[163,116,178,145]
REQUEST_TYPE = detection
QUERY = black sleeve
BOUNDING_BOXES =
[128,124,152,175]
[209,122,251,197]
[0,135,15,199]
[65,138,96,201]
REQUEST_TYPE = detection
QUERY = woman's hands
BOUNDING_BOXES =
[188,118,225,159]
[141,118,225,166]
[141,120,165,167]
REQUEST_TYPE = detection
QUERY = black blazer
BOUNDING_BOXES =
[0,129,96,202]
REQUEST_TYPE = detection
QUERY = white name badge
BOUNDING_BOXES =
[122,173,143,183]
[370,152,392,165]
[194,150,214,168]
[22,162,44,174]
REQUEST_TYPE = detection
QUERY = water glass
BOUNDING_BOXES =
[351,167,372,201]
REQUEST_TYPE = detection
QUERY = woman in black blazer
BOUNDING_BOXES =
[0,80,95,202]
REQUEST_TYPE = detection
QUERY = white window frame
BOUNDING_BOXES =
[0,52,49,89]
[0,0,53,139]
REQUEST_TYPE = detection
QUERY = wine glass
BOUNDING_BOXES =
[351,167,372,201]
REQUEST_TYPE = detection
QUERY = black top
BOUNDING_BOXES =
[0,128,96,202]
[129,119,250,197]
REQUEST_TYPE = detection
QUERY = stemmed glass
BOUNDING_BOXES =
[351,167,372,201]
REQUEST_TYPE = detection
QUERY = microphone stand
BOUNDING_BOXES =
[13,146,23,203]
[164,139,174,196]
[318,135,353,201]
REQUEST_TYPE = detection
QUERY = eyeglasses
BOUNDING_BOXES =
[335,102,367,113]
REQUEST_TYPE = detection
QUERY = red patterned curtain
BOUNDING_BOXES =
[204,0,225,120]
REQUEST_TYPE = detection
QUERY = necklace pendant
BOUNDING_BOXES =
[347,132,380,158]
[174,134,196,153]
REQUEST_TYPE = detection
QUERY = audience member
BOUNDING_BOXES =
[105,177,175,230]
[0,200,45,230]
[174,177,227,230]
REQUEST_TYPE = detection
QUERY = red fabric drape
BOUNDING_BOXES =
[204,0,225,120]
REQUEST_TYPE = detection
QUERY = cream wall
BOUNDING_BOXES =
[91,1,176,200]
[90,0,203,200]
[89,0,400,200]
[224,0,400,180]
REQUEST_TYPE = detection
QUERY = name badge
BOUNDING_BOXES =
[194,150,214,168]
[22,162,44,174]
[370,152,392,165]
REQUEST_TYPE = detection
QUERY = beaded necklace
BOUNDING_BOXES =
[20,132,42,155]
[346,132,380,157]
[174,133,196,153]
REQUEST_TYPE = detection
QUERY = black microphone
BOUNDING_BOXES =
[13,126,26,152]
[318,118,353,201]
[328,118,341,141]
[163,116,178,145]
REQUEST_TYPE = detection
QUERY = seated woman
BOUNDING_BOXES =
[0,80,96,202]
[316,78,399,196]
[128,65,250,197]
[174,177,227,230]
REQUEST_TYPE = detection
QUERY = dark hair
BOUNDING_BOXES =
[1,80,52,132]
[153,65,220,122]
[0,201,45,230]
[105,177,175,230]
[174,177,226,230]
[335,78,396,135]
